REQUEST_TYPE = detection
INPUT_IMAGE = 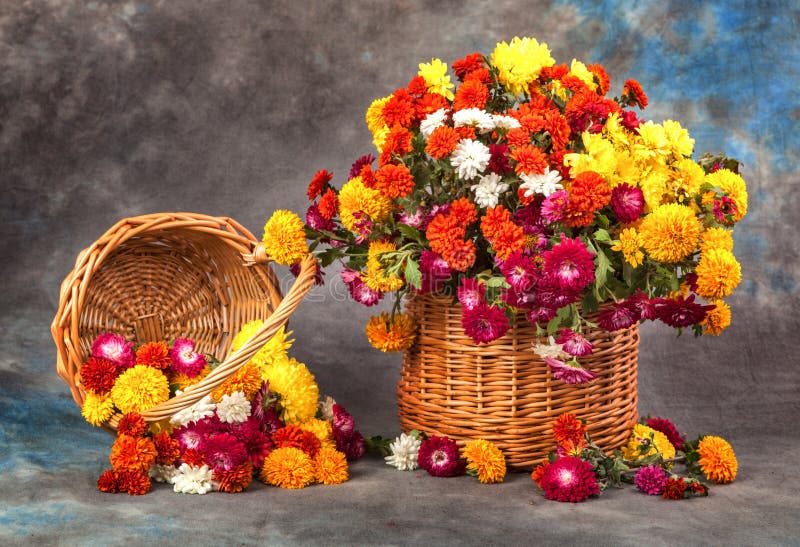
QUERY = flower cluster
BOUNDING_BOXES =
[282,35,747,361]
[530,413,737,503]
[89,326,365,495]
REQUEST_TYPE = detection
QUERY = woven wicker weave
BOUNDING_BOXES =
[52,212,317,431]
[397,294,639,470]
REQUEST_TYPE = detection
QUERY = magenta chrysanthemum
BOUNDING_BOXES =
[541,189,568,224]
[500,251,538,294]
[418,251,452,294]
[610,183,645,223]
[200,432,248,472]
[541,235,595,292]
[628,290,657,320]
[655,295,715,328]
[457,277,484,311]
[169,338,207,377]
[227,417,273,469]
[306,203,335,232]
[172,424,204,452]
[462,301,510,344]
[634,464,668,495]
[540,455,600,502]
[418,436,464,477]
[646,417,685,451]
[91,332,134,369]
[341,268,382,306]
[598,302,640,331]
[545,357,597,384]
[332,404,355,437]
[556,329,594,357]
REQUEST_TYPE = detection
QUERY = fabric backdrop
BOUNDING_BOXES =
[1,1,798,545]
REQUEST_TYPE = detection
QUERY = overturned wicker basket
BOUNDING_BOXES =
[52,212,317,431]
[398,294,639,470]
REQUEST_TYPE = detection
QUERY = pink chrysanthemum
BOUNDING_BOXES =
[655,295,715,328]
[340,268,382,306]
[541,190,568,224]
[646,417,685,451]
[545,357,597,384]
[541,235,595,292]
[526,306,557,324]
[712,196,739,224]
[598,302,640,331]
[499,251,538,294]
[634,464,668,495]
[418,250,452,294]
[172,424,204,452]
[462,301,510,344]
[610,183,645,223]
[540,456,600,502]
[332,404,355,437]
[457,278,484,311]
[200,432,248,472]
[169,338,207,377]
[91,332,135,369]
[418,436,465,477]
[556,329,594,357]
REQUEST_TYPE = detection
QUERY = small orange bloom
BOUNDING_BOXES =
[453,79,489,111]
[511,144,548,175]
[442,239,477,272]
[426,126,460,159]
[506,127,532,148]
[562,171,612,227]
[415,92,449,119]
[622,78,648,109]
[110,434,157,473]
[381,88,416,127]
[307,169,332,200]
[318,188,338,220]
[136,342,171,370]
[449,197,478,226]
[587,63,610,95]
[374,163,416,199]
[215,462,254,493]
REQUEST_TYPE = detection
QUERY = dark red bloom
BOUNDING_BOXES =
[646,417,685,451]
[117,470,151,496]
[610,183,645,223]
[654,295,715,328]
[452,52,485,80]
[598,301,640,331]
[200,432,248,472]
[97,469,119,493]
[540,456,600,502]
[488,144,513,175]
[663,477,688,500]
[461,301,510,344]
[334,428,366,461]
[418,436,464,477]
[349,155,375,180]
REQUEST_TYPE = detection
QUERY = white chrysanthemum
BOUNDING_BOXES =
[171,464,214,494]
[319,395,337,421]
[532,336,569,360]
[216,391,251,424]
[519,167,564,197]
[491,114,521,131]
[420,108,449,138]
[385,433,422,471]
[169,394,216,427]
[452,108,495,133]
[471,173,510,208]
[150,464,178,484]
[450,139,491,180]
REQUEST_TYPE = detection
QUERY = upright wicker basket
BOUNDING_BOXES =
[397,294,639,470]
[52,212,317,431]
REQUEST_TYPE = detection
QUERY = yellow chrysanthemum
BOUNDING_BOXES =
[337,176,393,233]
[705,169,748,222]
[363,241,404,293]
[700,227,734,254]
[604,112,633,150]
[171,365,211,391]
[261,356,319,424]
[231,322,294,368]
[299,418,336,449]
[611,228,644,268]
[633,121,670,163]
[621,423,676,463]
[490,36,555,96]
[262,210,308,266]
[564,131,618,182]
[365,95,392,135]
[313,446,349,485]
[111,364,170,415]
[639,203,701,263]
[662,119,695,158]
[212,362,262,402]
[700,299,731,336]
[462,439,506,484]
[260,447,315,489]
[567,59,597,91]
[671,158,705,201]
[697,435,738,483]
[81,391,115,426]
[365,312,417,353]
[695,248,742,300]
[418,58,454,100]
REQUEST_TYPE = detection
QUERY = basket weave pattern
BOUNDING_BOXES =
[52,212,316,430]
[398,294,639,470]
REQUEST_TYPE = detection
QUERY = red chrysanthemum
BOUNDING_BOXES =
[426,125,460,159]
[135,342,171,370]
[453,79,489,111]
[463,67,491,84]
[214,461,254,493]
[307,169,333,201]
[452,52,485,80]
[622,78,648,109]
[418,436,465,477]
[511,144,548,175]
[563,171,612,227]
[662,477,688,500]
[488,144,513,175]
[117,470,151,496]
[552,413,586,447]
[117,413,148,437]
[318,188,338,221]
[79,356,118,394]
[382,88,416,127]
[201,432,249,472]
[180,448,206,468]
[541,235,596,292]
[374,163,416,199]
[97,469,119,493]
[230,417,274,469]
[540,456,600,502]
[540,64,569,82]
[153,431,181,466]
[461,301,510,344]
[406,75,427,97]
[646,417,685,451]
[610,183,645,223]
[565,89,621,134]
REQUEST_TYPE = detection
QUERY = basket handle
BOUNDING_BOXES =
[130,248,318,426]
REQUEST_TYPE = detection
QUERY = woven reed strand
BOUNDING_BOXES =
[52,212,317,432]
[397,293,639,470]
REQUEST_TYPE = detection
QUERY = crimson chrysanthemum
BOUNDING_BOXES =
[417,436,464,477]
[634,464,667,495]
[655,295,714,328]
[79,356,118,394]
[540,456,600,502]
[461,301,510,345]
[598,301,640,331]
[97,469,119,493]
[200,432,248,472]
[541,235,595,292]
[610,183,645,224]
[662,477,688,500]
[645,417,685,451]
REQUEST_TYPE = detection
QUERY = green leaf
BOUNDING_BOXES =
[404,259,422,290]
[485,276,510,289]
[594,246,613,287]
[318,247,345,267]
[593,228,612,243]
[397,223,424,244]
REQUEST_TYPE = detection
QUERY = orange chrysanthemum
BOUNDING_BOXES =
[170,364,211,391]
[506,127,532,148]
[314,447,349,485]
[560,74,590,94]
[109,434,157,473]
[511,144,548,175]
[463,67,491,84]
[215,461,254,493]
[449,197,478,226]
[415,92,449,119]
[379,125,414,165]
[136,341,171,370]
[212,361,262,402]
[426,125,460,159]
[542,109,572,150]
[117,413,148,438]
[462,439,506,484]
[153,431,181,466]
[273,425,322,457]
[181,448,206,468]
[441,238,477,272]
[365,312,417,352]
[97,469,119,493]
[381,89,416,127]
[480,205,525,259]
[374,163,416,199]
[260,447,316,489]
[530,459,550,488]
[453,79,489,111]
[622,78,648,108]
[562,171,612,227]
[587,63,610,95]
[318,188,338,221]
[552,413,587,446]
[307,169,333,201]
[697,435,738,484]
[456,125,476,140]
[694,248,742,300]
[480,205,513,239]
[79,356,118,394]
[700,299,731,336]
[540,63,569,82]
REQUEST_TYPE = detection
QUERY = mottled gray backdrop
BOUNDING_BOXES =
[1,1,798,545]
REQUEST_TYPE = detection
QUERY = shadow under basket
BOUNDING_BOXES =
[52,212,317,431]
[397,294,639,471]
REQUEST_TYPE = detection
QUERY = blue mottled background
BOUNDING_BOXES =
[1,1,798,544]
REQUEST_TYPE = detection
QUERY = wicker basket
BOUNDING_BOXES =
[52,212,317,431]
[397,294,639,470]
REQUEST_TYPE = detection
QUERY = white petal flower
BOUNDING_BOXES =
[491,114,522,131]
[471,173,510,208]
[149,464,178,484]
[452,108,495,133]
[170,464,214,494]
[170,394,216,427]
[450,139,491,180]
[519,167,564,197]
[420,108,449,138]
[532,336,569,360]
[385,433,422,471]
[216,391,251,424]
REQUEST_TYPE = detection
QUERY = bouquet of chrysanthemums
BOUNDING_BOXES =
[262,35,748,369]
[80,327,365,495]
